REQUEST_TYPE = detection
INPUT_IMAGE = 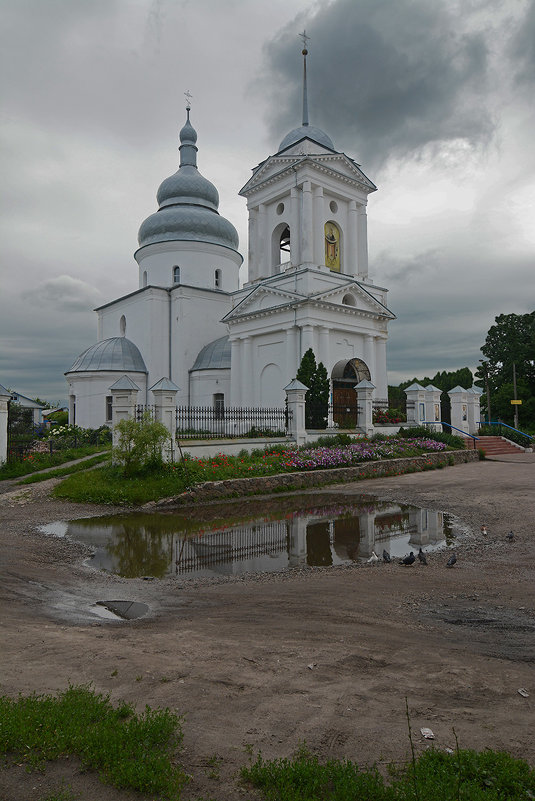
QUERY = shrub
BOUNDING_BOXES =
[398,425,466,450]
[113,413,170,476]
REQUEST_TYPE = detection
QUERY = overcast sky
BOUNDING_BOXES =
[1,0,534,403]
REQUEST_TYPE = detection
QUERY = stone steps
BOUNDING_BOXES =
[476,436,524,455]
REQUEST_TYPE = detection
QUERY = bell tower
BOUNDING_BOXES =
[240,33,377,285]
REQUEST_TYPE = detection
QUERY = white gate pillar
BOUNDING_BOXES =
[404,383,426,426]
[149,378,180,462]
[466,387,482,435]
[448,386,470,435]
[110,376,140,450]
[0,383,11,466]
[284,379,308,447]
[355,379,375,435]
[424,384,442,432]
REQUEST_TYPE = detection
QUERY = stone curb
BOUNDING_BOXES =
[145,449,479,509]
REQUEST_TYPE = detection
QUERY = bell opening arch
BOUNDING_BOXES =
[271,222,291,273]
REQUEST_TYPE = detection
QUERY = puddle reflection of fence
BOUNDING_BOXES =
[175,521,288,574]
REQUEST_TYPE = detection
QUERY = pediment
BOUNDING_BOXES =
[240,152,376,196]
[311,283,395,319]
[222,284,302,321]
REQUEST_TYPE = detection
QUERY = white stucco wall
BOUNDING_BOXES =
[66,371,148,429]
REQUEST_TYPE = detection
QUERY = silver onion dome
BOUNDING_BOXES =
[138,109,239,252]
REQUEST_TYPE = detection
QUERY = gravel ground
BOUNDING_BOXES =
[0,453,534,800]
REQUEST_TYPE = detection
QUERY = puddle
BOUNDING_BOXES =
[93,600,149,620]
[41,494,467,580]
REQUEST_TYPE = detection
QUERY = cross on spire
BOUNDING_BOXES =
[298,30,310,52]
[184,89,193,110]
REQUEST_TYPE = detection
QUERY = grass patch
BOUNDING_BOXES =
[52,465,189,505]
[0,445,111,480]
[241,743,535,800]
[0,684,187,799]
[17,454,111,484]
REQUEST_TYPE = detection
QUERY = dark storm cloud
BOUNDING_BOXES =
[261,0,494,168]
[509,0,535,84]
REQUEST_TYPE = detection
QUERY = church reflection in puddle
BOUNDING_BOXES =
[51,494,466,580]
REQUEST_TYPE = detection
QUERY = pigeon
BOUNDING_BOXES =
[382,549,391,563]
[506,531,515,541]
[418,547,428,565]
[446,553,457,568]
[480,525,488,536]
[400,552,415,566]
[367,550,379,565]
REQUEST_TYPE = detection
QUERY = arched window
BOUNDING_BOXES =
[279,226,290,263]
[325,222,341,272]
[119,315,126,336]
[214,269,222,289]
[342,293,356,306]
[142,271,148,287]
[173,265,180,284]
[271,222,291,272]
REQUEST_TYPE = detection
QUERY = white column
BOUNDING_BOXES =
[301,181,314,265]
[247,206,257,282]
[242,336,253,405]
[230,338,241,405]
[313,186,324,266]
[285,326,298,383]
[301,324,315,358]
[356,379,375,435]
[290,187,300,266]
[284,379,308,447]
[258,204,268,279]
[357,204,369,278]
[0,386,10,466]
[319,326,330,371]
[375,336,388,400]
[364,334,376,385]
[150,380,179,463]
[347,200,358,277]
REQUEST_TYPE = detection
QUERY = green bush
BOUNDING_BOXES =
[113,413,170,476]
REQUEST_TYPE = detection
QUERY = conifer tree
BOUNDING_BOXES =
[296,348,329,429]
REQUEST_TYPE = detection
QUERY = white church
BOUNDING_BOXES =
[66,45,395,429]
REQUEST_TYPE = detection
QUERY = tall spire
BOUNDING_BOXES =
[299,30,310,126]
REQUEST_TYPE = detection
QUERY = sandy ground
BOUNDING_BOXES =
[0,454,534,800]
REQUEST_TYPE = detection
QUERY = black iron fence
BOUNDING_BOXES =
[175,405,291,440]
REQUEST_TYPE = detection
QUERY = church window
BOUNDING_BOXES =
[276,202,285,215]
[325,222,341,272]
[106,396,113,422]
[142,271,147,287]
[173,265,181,284]
[213,393,224,420]
[214,269,222,288]
[342,294,356,306]
[278,225,290,264]
[329,200,338,214]
[119,315,126,336]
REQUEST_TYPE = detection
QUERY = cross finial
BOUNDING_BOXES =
[298,30,310,52]
[184,89,193,110]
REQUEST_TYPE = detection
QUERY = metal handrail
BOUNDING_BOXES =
[478,421,533,441]
[421,421,479,448]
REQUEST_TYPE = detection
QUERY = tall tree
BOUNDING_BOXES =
[475,312,535,425]
[296,348,329,429]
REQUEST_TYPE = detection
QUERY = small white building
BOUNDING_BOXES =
[66,49,394,427]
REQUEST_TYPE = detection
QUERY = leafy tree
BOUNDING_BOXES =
[475,312,535,426]
[296,348,329,429]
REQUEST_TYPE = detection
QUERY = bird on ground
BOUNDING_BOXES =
[506,531,515,541]
[446,553,457,568]
[480,525,488,536]
[418,548,428,565]
[382,549,391,563]
[367,551,379,565]
[400,552,415,566]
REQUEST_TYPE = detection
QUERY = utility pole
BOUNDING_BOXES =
[480,361,491,424]
[513,362,519,430]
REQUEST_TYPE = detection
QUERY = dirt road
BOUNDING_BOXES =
[1,454,534,800]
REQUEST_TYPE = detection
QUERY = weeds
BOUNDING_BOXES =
[0,684,187,799]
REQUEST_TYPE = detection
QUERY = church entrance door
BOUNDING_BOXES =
[331,358,371,428]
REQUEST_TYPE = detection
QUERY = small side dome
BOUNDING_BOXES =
[191,336,231,371]
[66,337,147,373]
[278,124,335,153]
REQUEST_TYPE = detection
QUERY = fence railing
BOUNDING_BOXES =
[175,405,291,440]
